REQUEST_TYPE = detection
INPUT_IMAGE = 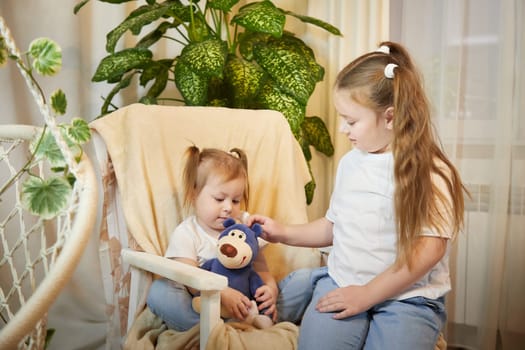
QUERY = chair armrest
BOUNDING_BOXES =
[122,249,226,349]
[121,249,228,291]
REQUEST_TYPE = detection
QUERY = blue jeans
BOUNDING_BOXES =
[147,278,200,331]
[297,268,446,350]
[147,267,317,331]
[276,267,319,323]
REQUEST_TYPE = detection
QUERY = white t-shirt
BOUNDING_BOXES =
[164,213,267,267]
[325,148,452,300]
[164,216,218,266]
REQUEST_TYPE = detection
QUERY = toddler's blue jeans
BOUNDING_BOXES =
[146,267,317,331]
[147,278,200,331]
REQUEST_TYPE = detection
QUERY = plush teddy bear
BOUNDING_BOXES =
[192,218,273,329]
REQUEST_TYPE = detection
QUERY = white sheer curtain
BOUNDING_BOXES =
[391,0,525,349]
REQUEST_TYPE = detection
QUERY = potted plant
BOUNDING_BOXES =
[74,0,342,203]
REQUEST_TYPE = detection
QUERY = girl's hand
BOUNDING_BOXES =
[315,285,372,320]
[254,284,278,322]
[221,287,252,320]
[247,214,284,243]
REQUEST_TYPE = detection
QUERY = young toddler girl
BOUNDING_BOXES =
[147,146,278,331]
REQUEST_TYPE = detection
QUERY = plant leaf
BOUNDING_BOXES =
[139,95,157,104]
[67,118,91,144]
[30,130,66,167]
[224,55,266,108]
[304,176,315,204]
[146,68,169,98]
[283,10,342,36]
[269,33,324,82]
[0,36,7,67]
[302,116,334,157]
[257,81,305,135]
[254,42,315,105]
[140,59,172,98]
[187,13,212,42]
[296,128,312,161]
[100,73,134,116]
[139,59,172,86]
[92,47,152,83]
[73,0,91,14]
[238,31,271,61]
[21,176,72,219]
[179,38,227,78]
[206,76,230,105]
[165,1,196,22]
[105,3,172,53]
[232,1,285,38]
[29,38,62,76]
[136,21,176,49]
[174,60,208,106]
[100,0,137,3]
[50,89,67,115]
[207,0,240,12]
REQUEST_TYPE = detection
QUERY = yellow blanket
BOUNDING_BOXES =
[124,307,298,350]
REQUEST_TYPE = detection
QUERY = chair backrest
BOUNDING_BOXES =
[0,125,98,349]
[90,104,322,344]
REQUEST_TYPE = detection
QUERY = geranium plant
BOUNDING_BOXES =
[75,0,341,203]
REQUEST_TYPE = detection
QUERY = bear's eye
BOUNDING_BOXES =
[228,229,246,241]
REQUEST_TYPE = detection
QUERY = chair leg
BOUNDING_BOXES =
[199,290,222,350]
[127,266,152,332]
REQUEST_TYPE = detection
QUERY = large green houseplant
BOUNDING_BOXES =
[75,0,341,203]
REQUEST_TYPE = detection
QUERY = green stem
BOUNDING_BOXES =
[18,52,47,105]
[210,9,220,37]
[162,35,186,46]
[230,23,239,54]
[156,97,185,103]
[0,126,48,198]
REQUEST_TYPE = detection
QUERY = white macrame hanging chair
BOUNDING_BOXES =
[0,16,98,349]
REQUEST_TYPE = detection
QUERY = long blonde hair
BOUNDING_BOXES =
[335,41,466,269]
[182,146,249,214]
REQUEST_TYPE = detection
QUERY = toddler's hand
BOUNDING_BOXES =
[221,287,252,320]
[254,284,278,322]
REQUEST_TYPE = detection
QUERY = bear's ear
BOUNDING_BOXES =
[251,223,262,237]
[223,218,236,228]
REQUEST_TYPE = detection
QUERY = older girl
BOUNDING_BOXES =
[249,41,466,349]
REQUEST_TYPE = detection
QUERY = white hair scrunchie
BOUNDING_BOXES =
[376,45,390,54]
[384,63,398,79]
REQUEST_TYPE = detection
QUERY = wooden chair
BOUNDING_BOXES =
[90,104,322,349]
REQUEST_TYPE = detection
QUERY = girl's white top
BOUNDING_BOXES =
[326,148,452,300]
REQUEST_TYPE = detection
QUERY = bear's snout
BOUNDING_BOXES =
[220,243,237,258]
